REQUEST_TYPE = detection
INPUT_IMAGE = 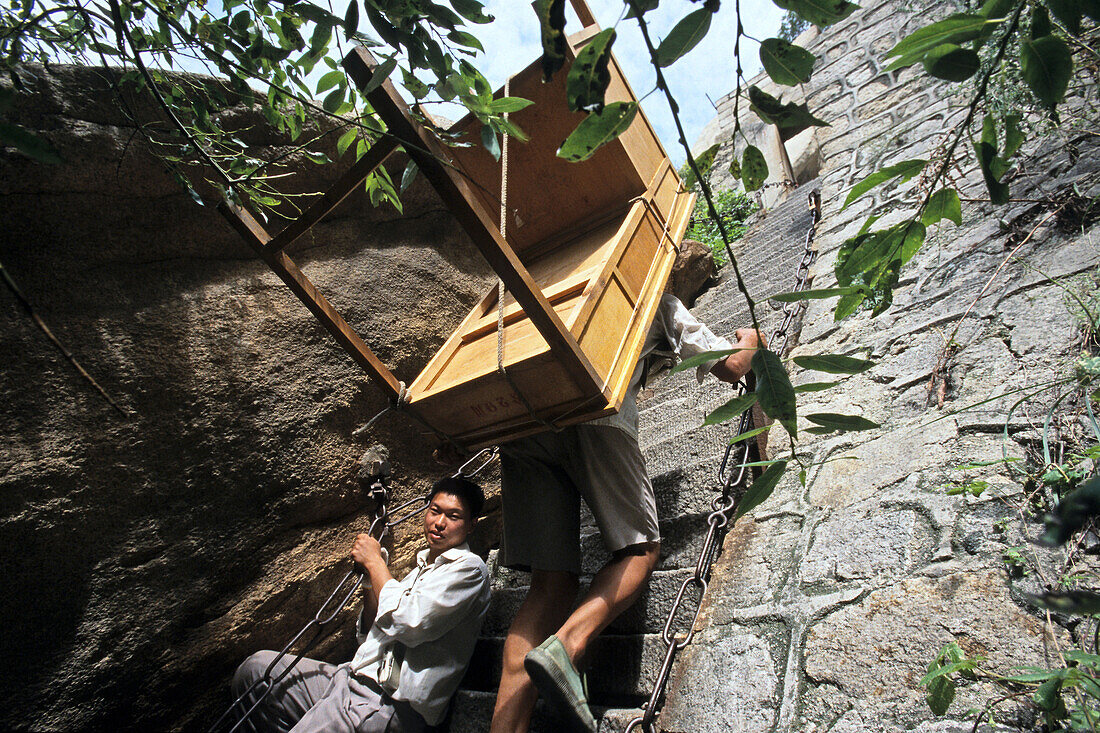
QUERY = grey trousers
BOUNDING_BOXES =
[231,651,428,733]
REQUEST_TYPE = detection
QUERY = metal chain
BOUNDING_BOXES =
[626,190,821,733]
[753,178,797,212]
[210,447,500,733]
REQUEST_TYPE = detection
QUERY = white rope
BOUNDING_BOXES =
[494,77,558,432]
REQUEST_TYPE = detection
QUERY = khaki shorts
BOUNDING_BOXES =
[499,424,660,574]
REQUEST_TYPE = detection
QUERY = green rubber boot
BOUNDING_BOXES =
[524,635,596,732]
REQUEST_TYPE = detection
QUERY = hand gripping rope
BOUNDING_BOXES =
[626,190,821,733]
[209,447,500,733]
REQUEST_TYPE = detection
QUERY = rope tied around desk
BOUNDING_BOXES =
[495,75,561,435]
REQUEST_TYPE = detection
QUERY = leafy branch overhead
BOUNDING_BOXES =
[5,0,1097,531]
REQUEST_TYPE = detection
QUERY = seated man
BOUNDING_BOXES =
[233,476,491,733]
[490,294,762,732]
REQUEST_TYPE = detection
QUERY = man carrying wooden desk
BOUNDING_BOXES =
[489,294,761,732]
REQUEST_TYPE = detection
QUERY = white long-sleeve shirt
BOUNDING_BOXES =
[349,543,490,726]
[590,294,734,439]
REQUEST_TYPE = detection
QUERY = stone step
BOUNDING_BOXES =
[447,690,645,733]
[483,568,695,638]
[462,634,666,699]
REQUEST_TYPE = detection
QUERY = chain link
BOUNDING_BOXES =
[626,190,821,733]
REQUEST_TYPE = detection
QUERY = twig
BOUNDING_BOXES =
[1,261,128,415]
[631,7,761,335]
[943,204,1064,351]
[108,0,233,186]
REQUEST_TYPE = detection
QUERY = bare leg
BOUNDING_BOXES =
[556,542,660,666]
[490,571,579,733]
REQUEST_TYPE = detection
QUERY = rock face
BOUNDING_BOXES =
[0,64,495,731]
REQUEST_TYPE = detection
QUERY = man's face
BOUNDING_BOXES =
[422,491,474,557]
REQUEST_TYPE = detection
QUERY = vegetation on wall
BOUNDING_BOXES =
[922,306,1100,727]
[685,187,757,266]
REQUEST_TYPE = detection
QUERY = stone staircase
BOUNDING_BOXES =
[447,184,820,732]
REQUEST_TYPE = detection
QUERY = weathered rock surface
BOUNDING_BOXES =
[1,64,494,731]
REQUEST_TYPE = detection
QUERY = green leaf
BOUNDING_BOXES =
[1032,4,1053,38]
[703,393,759,426]
[402,68,431,99]
[734,460,788,519]
[0,121,63,164]
[1027,589,1100,615]
[343,0,359,40]
[760,38,816,86]
[1064,650,1100,666]
[752,349,797,436]
[835,225,904,282]
[533,0,567,81]
[793,354,874,374]
[834,290,867,321]
[1020,34,1073,107]
[557,101,638,162]
[742,145,768,191]
[657,8,714,67]
[1004,113,1024,157]
[322,86,344,114]
[885,14,991,71]
[898,221,926,264]
[670,348,741,373]
[447,30,484,52]
[1003,668,1060,683]
[771,0,859,28]
[794,381,840,393]
[922,188,963,226]
[451,0,494,23]
[974,140,1010,204]
[923,43,980,81]
[729,425,771,445]
[1035,671,1066,710]
[400,160,418,193]
[365,56,397,93]
[979,0,1015,19]
[567,28,616,112]
[481,124,501,161]
[769,287,860,302]
[728,155,741,180]
[309,19,334,54]
[336,128,357,158]
[842,159,926,209]
[487,97,535,114]
[924,645,961,715]
[748,85,829,141]
[1042,475,1100,545]
[625,0,660,19]
[806,412,881,431]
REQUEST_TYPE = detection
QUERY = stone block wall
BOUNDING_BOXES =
[655,1,1100,731]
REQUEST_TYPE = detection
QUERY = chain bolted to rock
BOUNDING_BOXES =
[626,190,821,733]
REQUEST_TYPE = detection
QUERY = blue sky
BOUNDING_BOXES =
[455,1,787,163]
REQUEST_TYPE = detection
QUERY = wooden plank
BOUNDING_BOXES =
[568,0,597,27]
[218,200,403,401]
[267,136,399,254]
[343,46,606,399]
